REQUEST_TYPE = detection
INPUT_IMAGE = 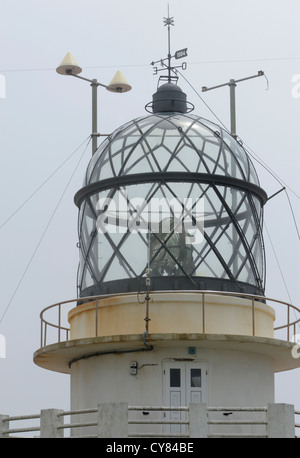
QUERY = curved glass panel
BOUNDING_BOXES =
[84,114,259,186]
[77,182,265,296]
[77,113,265,297]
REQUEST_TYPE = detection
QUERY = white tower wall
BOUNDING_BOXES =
[63,292,277,436]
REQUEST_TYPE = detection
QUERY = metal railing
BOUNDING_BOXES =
[38,290,300,348]
[0,404,297,438]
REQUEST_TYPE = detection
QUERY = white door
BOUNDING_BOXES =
[163,362,208,435]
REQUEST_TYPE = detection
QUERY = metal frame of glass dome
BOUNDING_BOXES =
[74,112,267,298]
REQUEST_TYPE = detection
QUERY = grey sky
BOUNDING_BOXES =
[0,0,300,416]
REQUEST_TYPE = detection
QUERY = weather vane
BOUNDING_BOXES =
[151,6,188,84]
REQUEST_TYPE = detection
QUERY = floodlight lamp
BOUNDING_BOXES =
[106,70,132,93]
[56,52,82,76]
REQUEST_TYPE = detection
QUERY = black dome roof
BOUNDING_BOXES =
[152,82,188,113]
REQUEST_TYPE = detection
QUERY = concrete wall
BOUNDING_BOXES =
[70,343,274,437]
[67,292,276,436]
[1,403,295,438]
[68,292,275,340]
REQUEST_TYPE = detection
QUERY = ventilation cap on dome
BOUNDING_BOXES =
[152,82,188,113]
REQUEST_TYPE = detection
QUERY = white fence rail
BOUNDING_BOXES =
[0,403,297,438]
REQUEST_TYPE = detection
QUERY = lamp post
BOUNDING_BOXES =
[56,52,132,155]
[202,71,264,139]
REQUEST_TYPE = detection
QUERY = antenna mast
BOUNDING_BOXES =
[202,71,264,138]
[151,6,188,85]
[164,5,174,83]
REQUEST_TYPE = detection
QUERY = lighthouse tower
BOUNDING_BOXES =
[34,18,300,438]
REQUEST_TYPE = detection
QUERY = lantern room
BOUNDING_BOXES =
[75,82,267,299]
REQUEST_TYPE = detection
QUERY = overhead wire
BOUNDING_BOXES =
[284,189,300,241]
[1,61,299,323]
[174,68,229,132]
[175,68,300,313]
[243,142,300,201]
[0,136,91,324]
[160,62,299,217]
[0,135,90,230]
[265,222,300,333]
[1,55,300,73]
[241,143,300,241]
[176,67,300,238]
[264,224,294,305]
